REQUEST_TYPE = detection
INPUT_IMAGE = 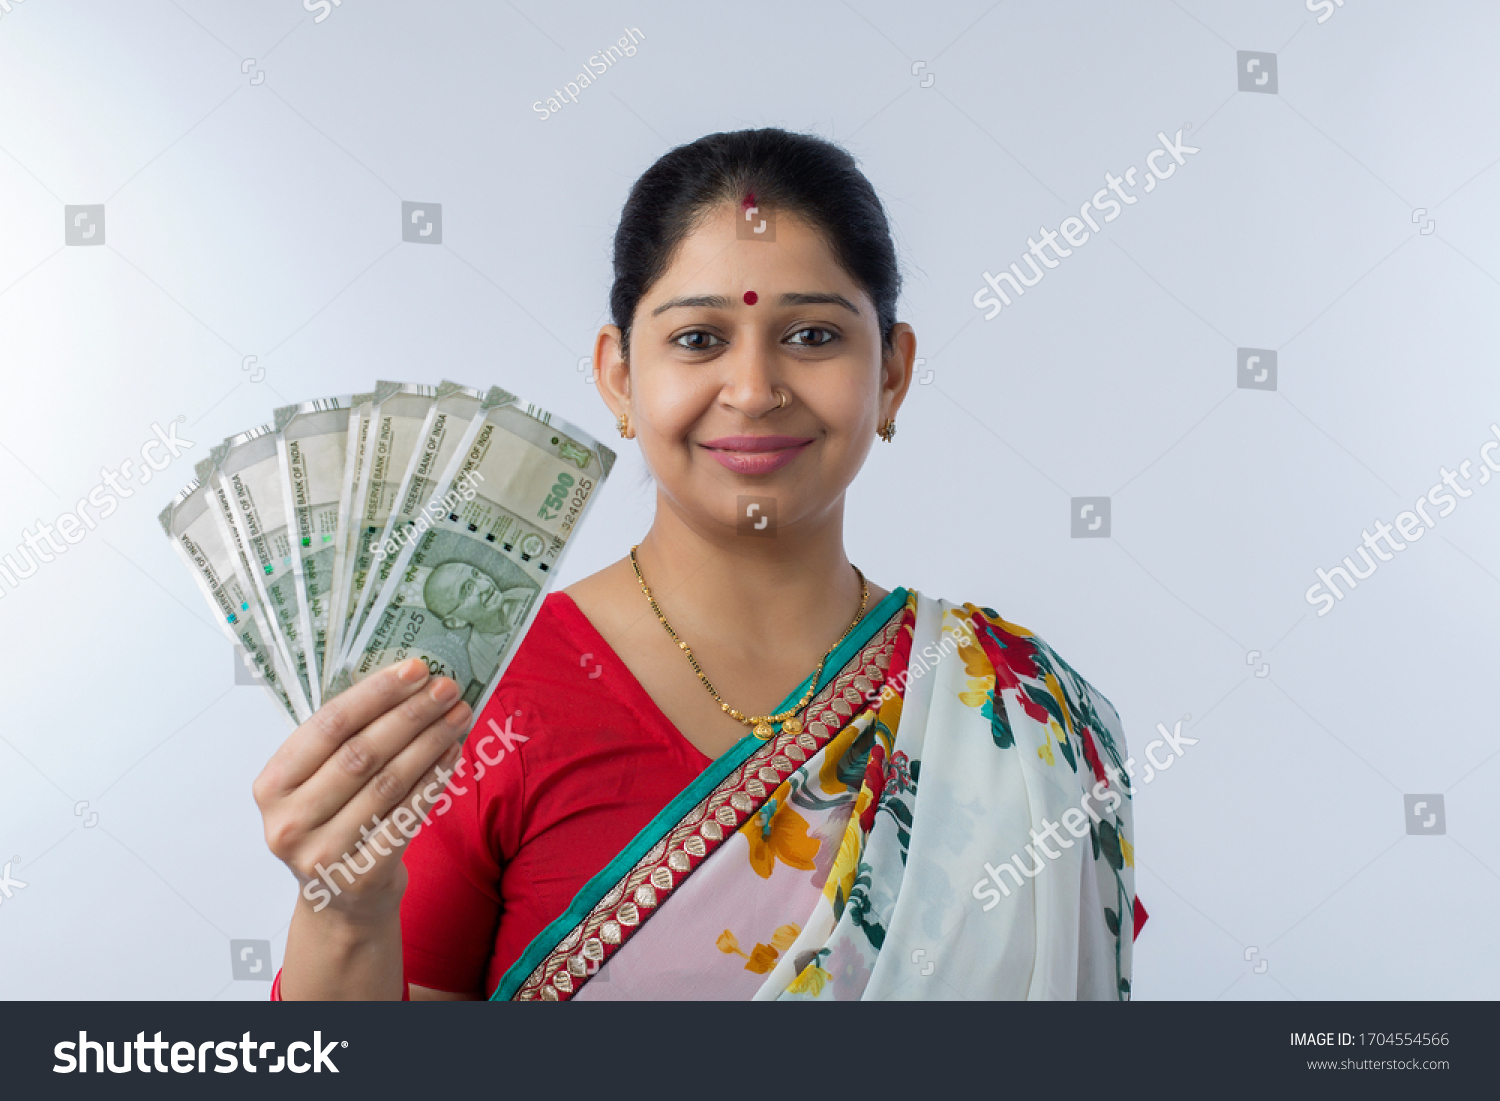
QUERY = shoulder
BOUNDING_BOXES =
[489,590,585,691]
[939,596,1126,743]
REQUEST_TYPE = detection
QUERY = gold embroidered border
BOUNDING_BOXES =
[513,596,915,1000]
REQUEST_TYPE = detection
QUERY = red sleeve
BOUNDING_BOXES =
[399,683,528,996]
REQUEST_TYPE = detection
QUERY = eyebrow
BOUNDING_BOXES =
[650,292,862,317]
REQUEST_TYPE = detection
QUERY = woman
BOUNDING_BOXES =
[256,127,1144,1001]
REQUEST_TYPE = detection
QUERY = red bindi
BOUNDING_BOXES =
[742,290,758,305]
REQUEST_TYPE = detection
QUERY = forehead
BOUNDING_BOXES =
[646,204,865,306]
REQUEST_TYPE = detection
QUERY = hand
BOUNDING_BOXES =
[253,658,470,921]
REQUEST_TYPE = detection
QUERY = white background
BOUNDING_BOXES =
[0,0,1496,1000]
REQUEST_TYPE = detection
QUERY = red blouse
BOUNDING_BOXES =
[399,591,712,996]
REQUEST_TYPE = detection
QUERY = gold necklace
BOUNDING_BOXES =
[629,544,868,740]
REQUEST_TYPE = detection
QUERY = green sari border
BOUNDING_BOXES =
[489,584,910,1001]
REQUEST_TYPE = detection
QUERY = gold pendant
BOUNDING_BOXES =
[753,721,774,740]
[781,717,802,736]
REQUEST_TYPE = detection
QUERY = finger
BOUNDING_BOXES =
[318,699,470,852]
[298,734,466,894]
[292,677,466,829]
[257,659,432,800]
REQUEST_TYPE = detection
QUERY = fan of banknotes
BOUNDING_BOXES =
[159,381,615,728]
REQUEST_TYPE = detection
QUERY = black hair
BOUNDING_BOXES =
[609,127,901,360]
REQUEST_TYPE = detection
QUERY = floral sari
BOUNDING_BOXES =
[490,586,1140,1001]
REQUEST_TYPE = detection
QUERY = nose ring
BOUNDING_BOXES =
[775,389,787,410]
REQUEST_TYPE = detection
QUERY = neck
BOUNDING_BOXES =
[634,493,870,658]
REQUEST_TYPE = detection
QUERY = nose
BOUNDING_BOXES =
[719,332,784,417]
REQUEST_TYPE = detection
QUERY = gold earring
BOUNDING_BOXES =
[616,412,631,438]
[878,418,896,443]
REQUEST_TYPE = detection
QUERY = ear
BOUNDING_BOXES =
[880,322,918,424]
[595,324,631,421]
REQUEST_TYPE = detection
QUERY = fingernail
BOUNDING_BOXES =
[398,659,429,684]
[430,678,459,705]
[444,701,472,728]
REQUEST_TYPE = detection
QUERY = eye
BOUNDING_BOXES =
[460,580,474,599]
[787,327,837,347]
[672,330,725,351]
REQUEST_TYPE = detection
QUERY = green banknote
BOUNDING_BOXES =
[274,396,351,699]
[342,381,487,665]
[330,390,615,722]
[332,382,438,671]
[322,390,374,689]
[161,479,309,725]
[198,425,319,709]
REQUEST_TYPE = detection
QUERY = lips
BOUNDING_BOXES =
[700,435,814,474]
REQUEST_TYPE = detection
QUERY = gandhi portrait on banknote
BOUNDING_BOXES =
[423,562,532,684]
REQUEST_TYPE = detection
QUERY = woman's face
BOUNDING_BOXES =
[598,202,914,540]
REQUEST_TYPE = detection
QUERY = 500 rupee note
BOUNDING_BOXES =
[331,392,615,725]
[198,426,319,709]
[332,382,437,669]
[161,479,307,725]
[275,395,351,697]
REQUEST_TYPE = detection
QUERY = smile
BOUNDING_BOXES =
[699,435,814,474]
